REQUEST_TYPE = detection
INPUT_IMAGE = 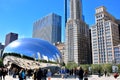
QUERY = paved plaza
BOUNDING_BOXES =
[4,74,120,80]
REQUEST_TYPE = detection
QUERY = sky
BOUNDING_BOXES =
[0,0,120,44]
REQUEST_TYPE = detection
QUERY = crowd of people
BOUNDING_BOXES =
[0,65,88,80]
[1,65,118,80]
[0,65,52,80]
[11,67,52,80]
[0,66,8,80]
[16,66,88,80]
[59,67,88,80]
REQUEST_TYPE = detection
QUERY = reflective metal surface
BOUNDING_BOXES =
[3,38,62,63]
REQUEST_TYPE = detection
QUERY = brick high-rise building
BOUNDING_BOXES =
[5,32,18,47]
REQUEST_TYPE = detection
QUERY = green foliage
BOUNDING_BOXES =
[60,62,65,67]
[0,58,3,67]
[90,64,112,74]
[80,64,89,71]
[102,64,112,73]
[3,53,21,59]
[117,64,120,73]
[37,59,57,64]
[66,61,77,69]
[22,55,34,60]
[3,53,34,60]
[48,60,57,64]
[91,64,98,73]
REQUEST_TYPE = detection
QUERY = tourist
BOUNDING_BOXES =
[98,69,101,77]
[2,67,8,80]
[114,72,119,79]
[36,68,43,80]
[33,69,37,80]
[46,69,52,80]
[104,70,107,77]
[78,67,84,80]
[84,70,88,80]
[73,67,77,78]
[60,67,66,78]
[19,69,26,80]
[0,68,2,80]
[43,69,47,80]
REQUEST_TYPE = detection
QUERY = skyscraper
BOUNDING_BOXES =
[0,43,4,50]
[65,0,67,26]
[115,19,120,39]
[91,6,120,64]
[32,13,61,44]
[65,0,90,64]
[5,32,18,47]
[0,43,4,57]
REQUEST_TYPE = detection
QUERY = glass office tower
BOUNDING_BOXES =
[33,13,61,44]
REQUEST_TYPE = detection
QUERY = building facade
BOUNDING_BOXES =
[65,0,90,64]
[114,45,120,64]
[32,13,61,44]
[54,42,65,63]
[0,43,4,50]
[91,6,120,64]
[5,32,18,47]
[0,43,4,57]
[115,19,120,39]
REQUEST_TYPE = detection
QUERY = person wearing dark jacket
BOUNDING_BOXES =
[36,68,43,80]
[42,69,47,80]
[78,67,84,80]
[2,67,8,80]
[33,69,37,80]
[0,68,2,80]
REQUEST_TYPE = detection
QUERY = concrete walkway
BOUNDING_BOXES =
[3,74,120,80]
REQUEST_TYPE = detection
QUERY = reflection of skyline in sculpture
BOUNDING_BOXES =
[3,38,62,63]
[37,52,41,60]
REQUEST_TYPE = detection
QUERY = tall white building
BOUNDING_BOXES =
[91,6,120,64]
[65,0,90,64]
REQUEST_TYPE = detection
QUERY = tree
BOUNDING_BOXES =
[0,58,3,67]
[60,62,65,67]
[80,64,89,71]
[117,64,120,73]
[66,61,78,69]
[102,64,112,73]
[91,64,102,74]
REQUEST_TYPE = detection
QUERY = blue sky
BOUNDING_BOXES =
[0,0,120,44]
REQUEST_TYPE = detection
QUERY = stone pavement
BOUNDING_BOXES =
[4,74,120,80]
